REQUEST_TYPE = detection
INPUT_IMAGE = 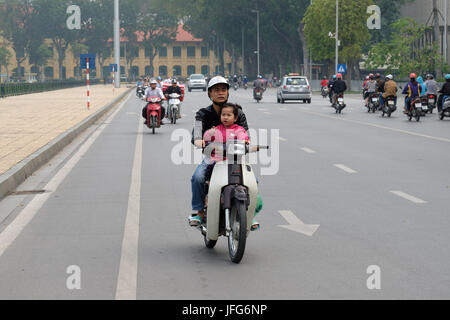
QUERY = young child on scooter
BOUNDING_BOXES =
[200,103,263,231]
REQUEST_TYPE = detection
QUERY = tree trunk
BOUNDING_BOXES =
[298,22,310,79]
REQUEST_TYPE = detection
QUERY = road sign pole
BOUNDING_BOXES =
[87,57,90,110]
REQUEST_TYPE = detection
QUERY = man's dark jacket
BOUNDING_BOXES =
[191,105,249,145]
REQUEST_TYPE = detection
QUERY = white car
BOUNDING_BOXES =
[187,74,207,92]
[277,74,312,104]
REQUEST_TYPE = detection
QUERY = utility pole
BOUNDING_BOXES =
[336,0,339,74]
[444,0,448,63]
[242,27,245,76]
[114,0,120,88]
[252,10,260,77]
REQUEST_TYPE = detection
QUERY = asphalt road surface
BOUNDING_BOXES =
[0,88,449,299]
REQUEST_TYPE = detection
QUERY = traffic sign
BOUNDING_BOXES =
[80,54,96,69]
[337,64,346,74]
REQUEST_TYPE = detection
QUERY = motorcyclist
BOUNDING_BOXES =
[402,73,422,113]
[189,76,249,226]
[425,74,439,96]
[382,74,398,106]
[233,74,239,85]
[328,75,337,102]
[243,75,248,88]
[253,75,265,98]
[364,74,377,107]
[164,79,183,119]
[142,79,166,124]
[136,78,144,95]
[156,76,163,89]
[375,73,385,109]
[320,76,329,96]
[331,73,347,106]
[438,74,450,113]
[417,76,426,96]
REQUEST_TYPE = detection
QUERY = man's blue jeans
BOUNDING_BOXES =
[191,159,215,211]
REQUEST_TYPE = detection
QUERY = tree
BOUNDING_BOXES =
[364,18,449,78]
[0,0,35,80]
[303,0,374,83]
[31,0,79,79]
[0,46,12,82]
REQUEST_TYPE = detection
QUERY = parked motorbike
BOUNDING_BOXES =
[192,141,269,263]
[439,96,450,120]
[405,97,421,122]
[254,88,263,103]
[167,93,181,124]
[381,96,397,117]
[426,93,437,114]
[367,92,380,113]
[145,96,162,134]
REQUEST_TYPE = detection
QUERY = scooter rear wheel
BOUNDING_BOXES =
[228,199,247,264]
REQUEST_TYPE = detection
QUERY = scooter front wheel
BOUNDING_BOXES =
[228,199,247,264]
[204,236,217,249]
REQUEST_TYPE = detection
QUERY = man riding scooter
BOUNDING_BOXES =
[253,75,265,99]
[164,79,183,119]
[142,79,166,125]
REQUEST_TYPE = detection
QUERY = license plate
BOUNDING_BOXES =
[429,99,435,104]
[415,103,422,109]
[338,98,344,103]
[388,100,394,105]
[372,98,378,102]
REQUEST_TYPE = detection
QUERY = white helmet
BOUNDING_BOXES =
[150,79,157,85]
[208,76,229,90]
[386,74,393,80]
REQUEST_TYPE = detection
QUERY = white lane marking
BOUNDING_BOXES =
[280,108,289,111]
[126,112,137,115]
[264,112,272,115]
[115,118,143,300]
[278,210,320,237]
[279,137,287,142]
[0,93,132,258]
[300,147,316,154]
[334,164,358,174]
[390,191,427,204]
[299,109,450,144]
[302,107,311,110]
[257,108,268,111]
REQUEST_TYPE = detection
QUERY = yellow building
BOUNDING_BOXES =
[0,25,240,81]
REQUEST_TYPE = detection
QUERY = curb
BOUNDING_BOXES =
[0,88,133,200]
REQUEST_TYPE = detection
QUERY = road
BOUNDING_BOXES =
[0,88,449,299]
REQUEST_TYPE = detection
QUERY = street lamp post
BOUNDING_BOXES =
[114,0,120,88]
[252,10,260,77]
[335,0,339,74]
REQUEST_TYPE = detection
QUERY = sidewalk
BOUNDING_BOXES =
[0,84,130,176]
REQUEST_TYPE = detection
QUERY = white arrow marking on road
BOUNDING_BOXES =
[334,164,358,174]
[278,210,320,236]
[390,191,427,204]
[300,147,316,154]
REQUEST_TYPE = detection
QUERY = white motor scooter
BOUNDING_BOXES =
[168,93,181,124]
[192,141,268,264]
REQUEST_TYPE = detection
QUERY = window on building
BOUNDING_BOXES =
[173,65,182,76]
[120,45,125,58]
[12,67,25,77]
[48,47,54,57]
[201,65,209,75]
[159,65,167,76]
[102,66,110,78]
[145,66,153,77]
[145,47,151,57]
[159,47,167,57]
[30,66,39,74]
[61,66,66,80]
[187,46,196,57]
[44,67,54,78]
[187,65,196,76]
[130,66,139,78]
[173,46,181,57]
[201,47,209,57]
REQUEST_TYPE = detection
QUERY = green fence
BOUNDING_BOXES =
[0,80,100,98]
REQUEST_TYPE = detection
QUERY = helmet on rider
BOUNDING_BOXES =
[336,73,343,79]
[375,73,381,78]
[323,76,327,80]
[150,79,157,85]
[365,76,370,80]
[157,76,162,81]
[426,74,434,80]
[258,75,263,79]
[445,74,450,81]
[207,76,230,106]
[409,73,417,80]
[171,79,177,84]
[386,74,393,80]
[332,75,337,80]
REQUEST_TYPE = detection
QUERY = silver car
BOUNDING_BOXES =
[187,74,207,92]
[277,75,312,104]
